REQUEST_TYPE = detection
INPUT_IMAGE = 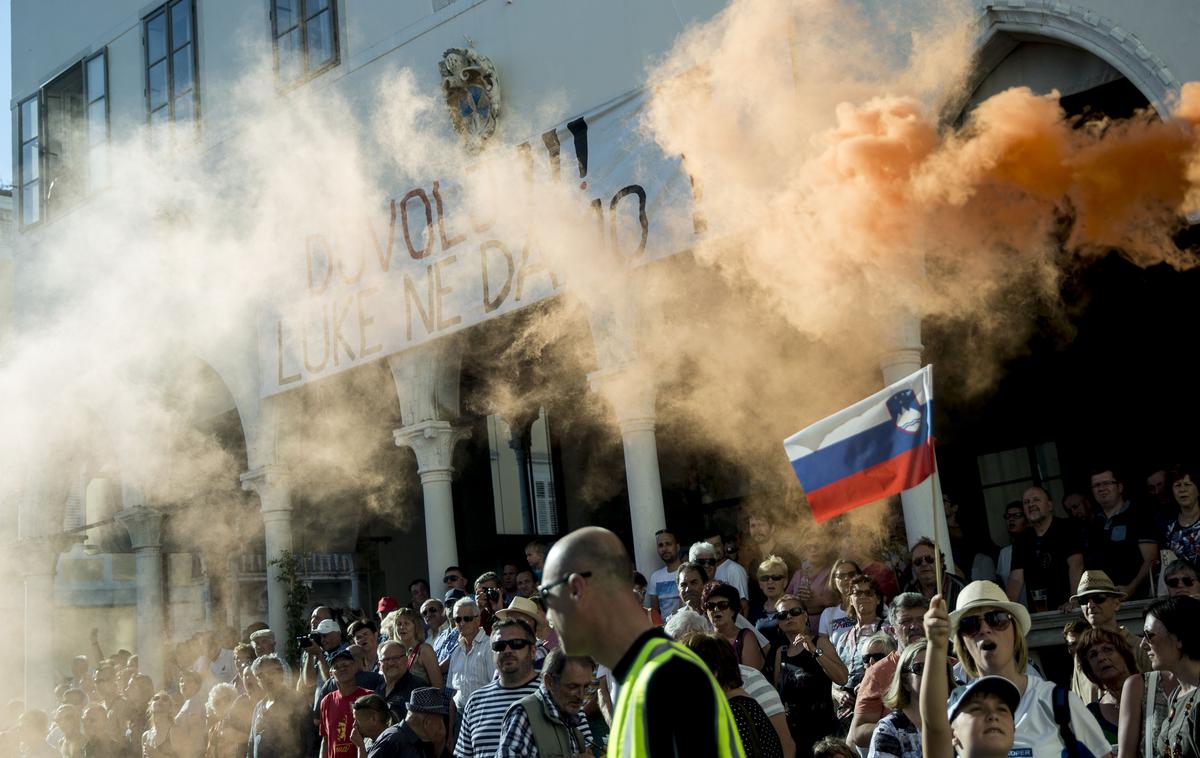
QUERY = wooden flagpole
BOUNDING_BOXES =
[931,446,944,599]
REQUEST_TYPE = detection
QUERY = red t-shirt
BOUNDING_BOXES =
[319,686,374,757]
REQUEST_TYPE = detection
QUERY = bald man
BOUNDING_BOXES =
[540,527,742,756]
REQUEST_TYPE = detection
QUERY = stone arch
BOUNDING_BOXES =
[960,2,1179,119]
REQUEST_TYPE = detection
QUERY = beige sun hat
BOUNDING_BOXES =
[949,580,1032,636]
[1070,570,1126,604]
[494,596,546,630]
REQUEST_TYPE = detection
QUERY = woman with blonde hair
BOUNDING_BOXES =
[141,691,178,757]
[382,607,444,689]
[867,639,950,758]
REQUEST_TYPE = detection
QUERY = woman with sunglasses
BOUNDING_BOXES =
[703,581,766,671]
[945,581,1111,758]
[773,593,847,756]
[819,559,862,638]
[832,577,894,699]
[756,555,791,626]
[382,608,445,690]
[1140,595,1200,757]
[867,638,947,758]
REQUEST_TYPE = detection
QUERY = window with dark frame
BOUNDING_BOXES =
[272,0,338,86]
[144,0,199,127]
[16,49,110,227]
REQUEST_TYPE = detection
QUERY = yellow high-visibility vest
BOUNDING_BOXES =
[608,636,744,757]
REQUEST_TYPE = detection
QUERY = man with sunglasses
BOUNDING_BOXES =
[1068,571,1151,702]
[447,598,494,711]
[421,599,458,667]
[454,618,540,757]
[539,526,744,757]
[904,537,966,609]
[443,567,469,595]
[496,648,597,757]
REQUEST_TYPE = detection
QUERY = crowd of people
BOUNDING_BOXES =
[6,463,1200,756]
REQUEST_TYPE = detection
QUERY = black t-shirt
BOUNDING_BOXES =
[612,628,722,757]
[1011,518,1084,608]
[1085,502,1159,599]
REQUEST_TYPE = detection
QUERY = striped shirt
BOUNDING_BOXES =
[448,630,495,709]
[453,677,539,758]
[495,684,594,757]
[739,664,784,718]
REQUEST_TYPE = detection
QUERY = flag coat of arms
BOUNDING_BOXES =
[784,366,934,522]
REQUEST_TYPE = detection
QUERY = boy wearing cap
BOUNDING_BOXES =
[319,649,376,758]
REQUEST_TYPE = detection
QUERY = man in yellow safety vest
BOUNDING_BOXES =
[538,526,743,757]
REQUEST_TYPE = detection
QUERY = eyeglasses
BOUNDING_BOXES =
[444,575,463,584]
[1083,594,1118,605]
[1167,576,1197,588]
[1003,512,1024,520]
[759,574,785,582]
[862,652,887,665]
[379,656,406,663]
[559,682,600,696]
[957,610,1013,637]
[912,556,936,567]
[537,572,593,600]
[491,638,534,652]
[704,600,732,612]
[773,607,806,621]
[695,559,717,567]
[454,616,478,624]
[1091,480,1119,490]
[833,570,859,580]
[907,662,926,676]
[421,608,442,617]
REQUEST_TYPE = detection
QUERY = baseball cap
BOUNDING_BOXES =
[444,588,467,605]
[377,596,401,615]
[329,649,355,665]
[947,675,1021,722]
[314,619,340,635]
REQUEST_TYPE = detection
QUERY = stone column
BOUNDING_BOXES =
[588,366,666,578]
[506,423,535,535]
[115,507,165,687]
[394,420,471,596]
[19,538,62,712]
[240,466,293,644]
[879,313,954,571]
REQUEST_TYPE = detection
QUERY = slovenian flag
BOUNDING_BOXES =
[784,366,935,523]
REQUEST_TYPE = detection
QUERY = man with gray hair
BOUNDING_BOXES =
[847,591,930,747]
[447,597,493,709]
[495,648,596,757]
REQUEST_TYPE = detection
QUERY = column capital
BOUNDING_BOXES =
[115,507,164,552]
[588,365,657,433]
[393,420,471,476]
[240,464,289,495]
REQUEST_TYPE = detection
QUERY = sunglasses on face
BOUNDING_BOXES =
[1083,594,1118,605]
[907,662,926,676]
[704,600,732,612]
[695,559,717,566]
[912,556,936,567]
[454,616,478,624]
[1167,576,1197,588]
[862,652,887,665]
[773,607,806,621]
[491,638,533,652]
[537,571,593,601]
[421,608,441,617]
[444,576,463,584]
[958,610,1012,637]
[759,574,785,582]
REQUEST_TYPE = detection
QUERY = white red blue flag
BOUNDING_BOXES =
[784,366,935,523]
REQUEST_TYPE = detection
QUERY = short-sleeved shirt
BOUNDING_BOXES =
[453,677,539,757]
[716,560,751,600]
[854,650,899,720]
[1006,672,1111,758]
[649,565,683,619]
[1011,518,1084,609]
[868,709,922,758]
[319,686,374,757]
[1167,517,1200,566]
[1084,502,1159,599]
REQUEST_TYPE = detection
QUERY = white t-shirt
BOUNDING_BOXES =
[735,614,770,649]
[1008,672,1111,758]
[649,565,682,618]
[818,605,848,636]
[716,559,750,600]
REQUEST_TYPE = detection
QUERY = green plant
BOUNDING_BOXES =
[269,549,311,667]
